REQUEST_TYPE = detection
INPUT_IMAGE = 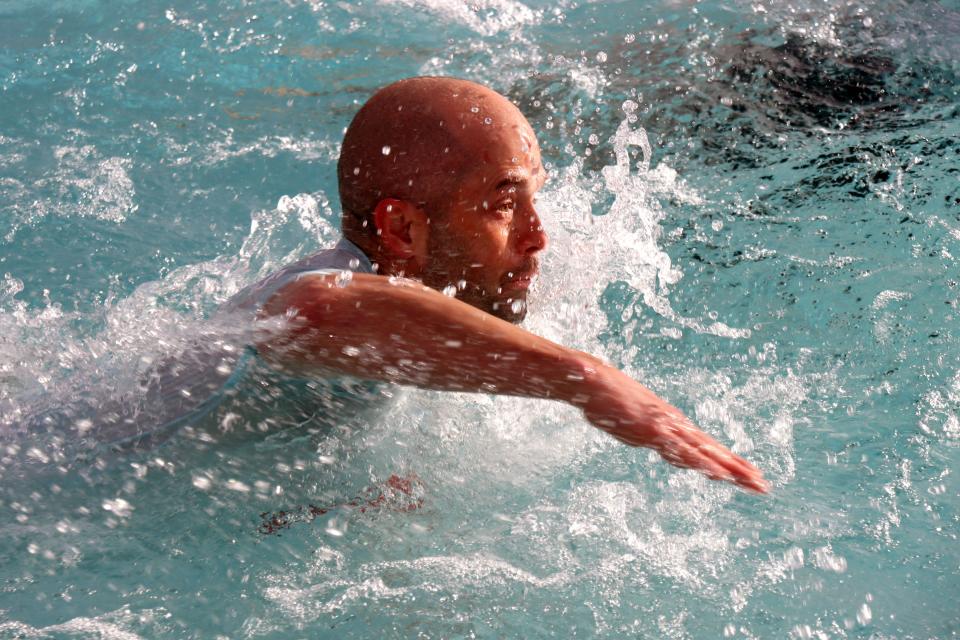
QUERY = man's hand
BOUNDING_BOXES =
[574,364,769,493]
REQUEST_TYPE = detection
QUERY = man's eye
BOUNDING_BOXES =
[496,200,514,212]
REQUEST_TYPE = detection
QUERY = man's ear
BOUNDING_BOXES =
[372,198,429,270]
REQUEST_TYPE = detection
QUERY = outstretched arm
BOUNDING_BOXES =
[257,272,769,493]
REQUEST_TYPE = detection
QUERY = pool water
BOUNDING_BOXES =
[2,0,959,637]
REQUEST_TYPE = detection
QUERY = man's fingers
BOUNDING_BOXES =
[673,421,770,493]
[661,441,731,481]
[661,431,770,493]
[715,452,769,493]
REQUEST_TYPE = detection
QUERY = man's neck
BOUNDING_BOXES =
[341,230,404,277]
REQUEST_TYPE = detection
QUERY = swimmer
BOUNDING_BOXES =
[243,77,770,494]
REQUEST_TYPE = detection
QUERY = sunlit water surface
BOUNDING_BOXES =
[1,0,959,637]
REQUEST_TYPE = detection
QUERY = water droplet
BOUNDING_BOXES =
[192,476,212,490]
[442,284,457,297]
[470,106,479,113]
[352,166,360,175]
[342,346,360,357]
[624,33,636,43]
[348,258,360,269]
[596,51,607,63]
[457,279,467,290]
[335,270,353,287]
[483,117,492,125]
[510,299,525,315]
[857,603,872,625]
[588,134,599,145]
[444,339,462,348]
[381,145,391,155]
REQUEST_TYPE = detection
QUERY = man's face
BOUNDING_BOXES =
[421,117,547,323]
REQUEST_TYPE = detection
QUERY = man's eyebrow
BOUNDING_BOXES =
[494,174,525,191]
[494,165,545,191]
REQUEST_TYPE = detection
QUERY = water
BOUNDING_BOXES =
[2,0,959,637]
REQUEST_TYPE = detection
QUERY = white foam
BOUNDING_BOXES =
[3,143,137,240]
[377,0,539,37]
[533,115,750,345]
[0,605,163,639]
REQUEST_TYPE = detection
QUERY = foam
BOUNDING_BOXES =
[532,113,751,347]
[378,0,540,37]
[0,605,165,639]
[3,143,137,241]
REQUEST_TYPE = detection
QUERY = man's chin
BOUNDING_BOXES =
[490,298,528,324]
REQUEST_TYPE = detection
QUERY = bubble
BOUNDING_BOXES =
[596,51,607,63]
[381,145,391,155]
[102,498,133,517]
[510,299,524,315]
[192,476,212,490]
[470,106,479,113]
[353,167,360,175]
[624,33,636,43]
[588,134,599,145]
[483,117,492,125]
[225,480,250,493]
[442,285,457,297]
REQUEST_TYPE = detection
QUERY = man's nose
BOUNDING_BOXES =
[516,203,548,255]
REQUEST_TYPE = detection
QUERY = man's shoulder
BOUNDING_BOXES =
[224,237,375,313]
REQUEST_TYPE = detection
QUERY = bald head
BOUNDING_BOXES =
[337,77,534,240]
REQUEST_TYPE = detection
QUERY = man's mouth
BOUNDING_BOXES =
[501,266,539,291]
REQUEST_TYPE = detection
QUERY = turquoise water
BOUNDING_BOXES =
[2,0,959,637]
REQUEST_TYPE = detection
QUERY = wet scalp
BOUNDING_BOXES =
[337,77,527,239]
